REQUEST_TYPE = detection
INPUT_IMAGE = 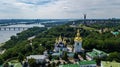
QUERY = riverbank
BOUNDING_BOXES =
[0,30,21,43]
[0,43,6,54]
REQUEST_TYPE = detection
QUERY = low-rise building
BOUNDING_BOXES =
[59,64,79,67]
[59,60,96,67]
[86,49,107,60]
[101,61,120,67]
[52,53,61,57]
[79,60,96,67]
[27,55,47,63]
[52,52,74,58]
[111,31,119,35]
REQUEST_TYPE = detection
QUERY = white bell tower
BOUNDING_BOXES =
[74,29,82,53]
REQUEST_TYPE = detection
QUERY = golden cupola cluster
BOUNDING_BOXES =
[74,29,82,42]
[55,35,67,45]
[55,38,59,43]
[63,38,67,45]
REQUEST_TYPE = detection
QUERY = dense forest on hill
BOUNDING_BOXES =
[2,27,47,49]
[87,22,120,30]
[1,21,120,64]
[0,27,47,64]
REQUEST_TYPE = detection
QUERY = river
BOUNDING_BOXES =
[0,24,44,44]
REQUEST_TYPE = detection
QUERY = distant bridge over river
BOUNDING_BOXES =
[0,27,30,31]
[0,24,45,31]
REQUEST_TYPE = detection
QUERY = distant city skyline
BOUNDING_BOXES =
[0,0,120,19]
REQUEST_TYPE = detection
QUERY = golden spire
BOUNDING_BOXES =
[74,29,82,42]
[59,35,62,42]
[77,29,80,37]
[63,38,67,45]
[55,38,58,43]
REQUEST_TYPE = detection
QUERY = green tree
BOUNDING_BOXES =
[62,51,68,61]
[28,58,36,67]
[48,54,52,61]
[3,62,9,67]
[74,53,78,59]
[51,62,56,67]
[18,53,24,63]
[94,57,101,66]
[107,52,120,62]
[56,61,61,66]
[0,56,3,65]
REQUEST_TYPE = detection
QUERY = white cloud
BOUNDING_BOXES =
[0,0,120,19]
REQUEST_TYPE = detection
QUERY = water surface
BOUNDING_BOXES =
[0,24,44,43]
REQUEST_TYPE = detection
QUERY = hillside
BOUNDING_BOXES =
[0,21,120,65]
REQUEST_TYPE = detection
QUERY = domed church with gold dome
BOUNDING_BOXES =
[74,29,83,53]
[54,35,68,52]
[53,29,83,53]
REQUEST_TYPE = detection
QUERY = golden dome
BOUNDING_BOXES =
[74,29,82,42]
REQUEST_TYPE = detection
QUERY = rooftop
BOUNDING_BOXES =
[79,60,96,65]
[52,53,61,56]
[87,49,107,57]
[67,52,74,57]
[59,60,96,67]
[112,31,119,35]
[101,61,120,67]
[59,64,79,67]
[27,55,47,59]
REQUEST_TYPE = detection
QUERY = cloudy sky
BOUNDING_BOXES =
[0,0,120,19]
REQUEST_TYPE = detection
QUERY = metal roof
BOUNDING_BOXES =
[59,60,96,67]
[59,64,79,67]
[79,60,96,65]
[87,49,107,57]
[27,55,47,60]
